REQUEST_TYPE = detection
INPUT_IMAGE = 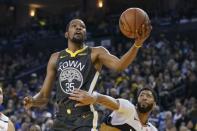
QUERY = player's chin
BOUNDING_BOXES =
[140,105,148,110]
[74,34,83,39]
[140,102,149,107]
[72,37,84,44]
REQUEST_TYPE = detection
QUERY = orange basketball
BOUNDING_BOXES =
[119,8,150,38]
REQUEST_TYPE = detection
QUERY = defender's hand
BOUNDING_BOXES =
[69,89,97,107]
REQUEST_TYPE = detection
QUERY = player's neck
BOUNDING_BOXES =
[137,111,149,126]
[68,42,85,52]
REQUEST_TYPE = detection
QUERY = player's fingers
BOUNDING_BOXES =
[78,89,86,93]
[73,89,83,94]
[72,92,81,97]
[135,29,139,39]
[145,25,152,37]
[146,23,152,31]
[142,22,150,36]
[75,89,87,94]
[142,24,146,38]
[137,24,144,39]
[73,89,88,97]
[71,93,85,100]
[70,92,80,97]
[73,88,80,92]
[69,96,81,102]
[147,21,152,30]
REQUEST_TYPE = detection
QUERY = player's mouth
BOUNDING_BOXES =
[74,32,83,36]
[141,102,148,107]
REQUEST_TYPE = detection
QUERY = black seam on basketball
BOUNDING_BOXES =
[123,13,133,36]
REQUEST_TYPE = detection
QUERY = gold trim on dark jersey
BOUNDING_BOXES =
[66,46,88,57]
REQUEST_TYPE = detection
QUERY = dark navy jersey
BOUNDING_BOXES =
[56,46,97,100]
[54,46,100,130]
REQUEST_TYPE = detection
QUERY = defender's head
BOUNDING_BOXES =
[136,87,157,113]
[65,19,86,45]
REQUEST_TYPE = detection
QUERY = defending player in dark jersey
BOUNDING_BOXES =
[23,19,151,131]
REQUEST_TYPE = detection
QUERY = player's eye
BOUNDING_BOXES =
[71,24,77,27]
[140,94,145,97]
[81,25,85,28]
[146,94,151,98]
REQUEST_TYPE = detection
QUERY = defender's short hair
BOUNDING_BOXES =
[137,87,158,103]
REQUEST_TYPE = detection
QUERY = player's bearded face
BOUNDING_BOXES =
[67,20,86,45]
[137,90,155,113]
[137,102,154,113]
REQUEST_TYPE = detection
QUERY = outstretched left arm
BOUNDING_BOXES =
[69,89,119,110]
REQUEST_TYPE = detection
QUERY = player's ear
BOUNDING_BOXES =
[65,32,68,39]
[84,32,87,40]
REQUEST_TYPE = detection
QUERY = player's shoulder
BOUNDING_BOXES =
[0,113,9,122]
[51,51,60,58]
[148,123,158,131]
[48,52,60,66]
[50,51,60,61]
[91,46,109,54]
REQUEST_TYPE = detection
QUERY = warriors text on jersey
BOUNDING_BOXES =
[105,99,158,131]
[54,46,100,130]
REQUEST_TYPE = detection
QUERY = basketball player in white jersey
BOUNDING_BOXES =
[0,87,15,131]
[69,87,158,131]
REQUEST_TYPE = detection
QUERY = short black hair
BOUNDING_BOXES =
[137,87,158,103]
[65,18,83,32]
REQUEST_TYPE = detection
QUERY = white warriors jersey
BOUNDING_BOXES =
[108,99,158,131]
[0,113,9,131]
